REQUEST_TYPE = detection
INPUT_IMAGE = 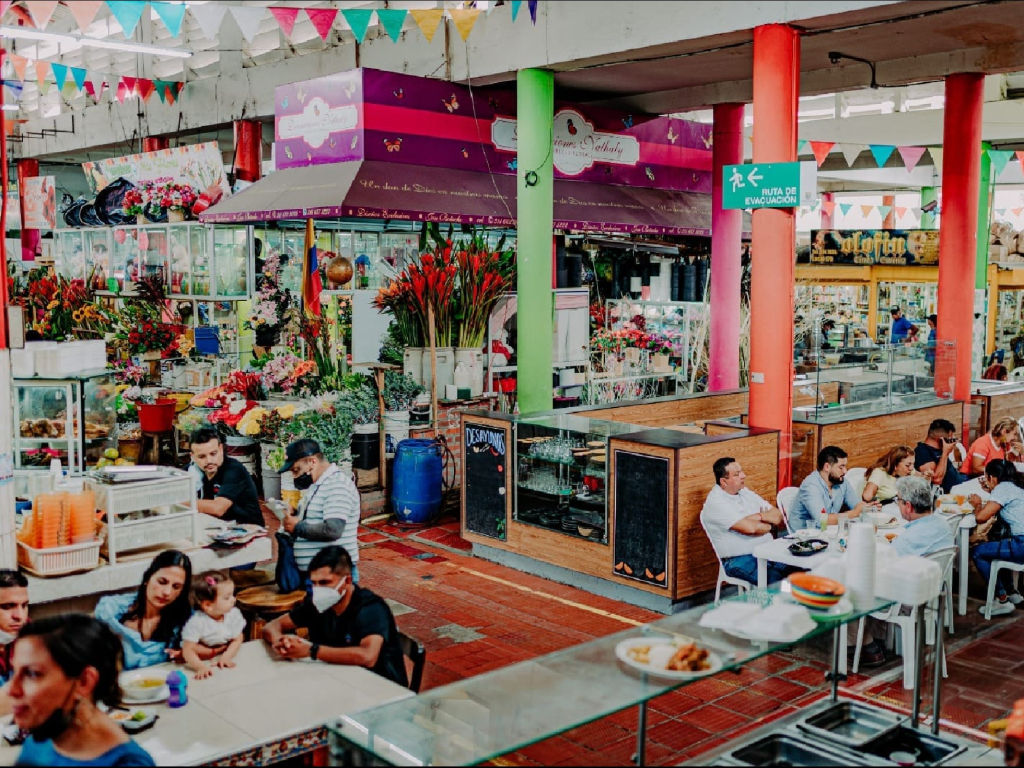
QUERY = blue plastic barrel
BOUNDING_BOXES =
[391,439,443,524]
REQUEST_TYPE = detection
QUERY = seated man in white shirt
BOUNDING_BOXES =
[700,457,792,586]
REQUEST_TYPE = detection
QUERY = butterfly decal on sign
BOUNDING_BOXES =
[506,158,517,171]
[461,148,469,158]
[281,97,289,109]
[329,137,337,148]
[622,115,633,129]
[284,146,294,159]
[393,88,404,100]
[384,138,403,153]
[701,133,713,149]
[297,85,307,103]
[351,136,359,149]
[342,81,357,98]
[645,167,655,181]
[566,119,577,136]
[667,124,678,144]
[443,93,460,113]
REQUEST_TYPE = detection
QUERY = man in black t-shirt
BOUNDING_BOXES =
[262,546,408,688]
[190,427,263,526]
[914,418,966,495]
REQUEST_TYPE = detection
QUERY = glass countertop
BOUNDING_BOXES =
[330,589,894,766]
[517,412,647,437]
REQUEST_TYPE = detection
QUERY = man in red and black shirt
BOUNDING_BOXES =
[0,570,29,714]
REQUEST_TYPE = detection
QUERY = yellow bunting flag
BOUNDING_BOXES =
[409,8,444,43]
[448,8,481,41]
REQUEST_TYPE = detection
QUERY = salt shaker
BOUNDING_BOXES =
[166,670,188,708]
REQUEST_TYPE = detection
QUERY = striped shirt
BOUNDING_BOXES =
[293,464,361,571]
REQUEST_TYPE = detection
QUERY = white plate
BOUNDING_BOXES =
[119,671,170,704]
[874,520,901,530]
[108,707,158,731]
[614,637,722,680]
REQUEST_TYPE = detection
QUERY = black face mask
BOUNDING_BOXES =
[294,471,314,491]
[31,684,79,742]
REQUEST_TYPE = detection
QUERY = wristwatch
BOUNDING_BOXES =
[310,643,321,661]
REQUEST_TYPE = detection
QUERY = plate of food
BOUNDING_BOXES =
[119,672,169,704]
[108,707,158,733]
[614,637,722,680]
[788,538,829,556]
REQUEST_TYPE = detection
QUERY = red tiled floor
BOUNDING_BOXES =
[647,719,714,752]
[715,689,786,718]
[750,676,810,701]
[784,663,828,687]
[686,704,749,733]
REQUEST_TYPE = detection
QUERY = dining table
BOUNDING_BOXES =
[0,640,413,767]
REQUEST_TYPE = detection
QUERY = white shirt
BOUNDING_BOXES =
[700,485,774,559]
[294,464,361,571]
[181,607,246,647]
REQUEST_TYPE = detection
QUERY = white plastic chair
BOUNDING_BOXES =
[776,487,800,534]
[942,513,965,633]
[700,521,753,604]
[852,546,955,689]
[845,467,868,498]
[1011,367,1024,381]
[983,559,1024,620]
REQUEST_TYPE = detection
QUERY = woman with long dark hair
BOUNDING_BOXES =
[11,614,155,766]
[862,445,915,503]
[94,550,193,669]
[969,459,1024,616]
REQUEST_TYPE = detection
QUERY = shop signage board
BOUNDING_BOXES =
[22,176,55,230]
[722,161,816,209]
[799,229,940,266]
[81,142,231,202]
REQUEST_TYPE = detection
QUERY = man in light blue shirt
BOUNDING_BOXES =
[790,446,876,531]
[893,475,955,557]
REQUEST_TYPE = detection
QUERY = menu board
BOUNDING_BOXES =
[462,419,510,541]
[612,450,669,588]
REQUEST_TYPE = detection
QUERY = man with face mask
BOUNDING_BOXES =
[0,570,29,716]
[262,546,408,686]
[279,439,361,583]
[789,445,879,531]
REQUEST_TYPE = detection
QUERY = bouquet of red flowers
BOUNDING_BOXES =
[223,370,265,401]
[127,321,179,355]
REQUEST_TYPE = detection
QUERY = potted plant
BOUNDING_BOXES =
[647,333,673,371]
[382,371,424,458]
[279,405,354,473]
[337,379,382,471]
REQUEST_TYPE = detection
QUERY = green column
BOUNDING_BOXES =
[921,186,937,230]
[976,142,992,289]
[516,68,555,414]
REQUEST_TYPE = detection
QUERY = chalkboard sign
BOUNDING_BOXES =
[463,420,509,540]
[613,450,669,588]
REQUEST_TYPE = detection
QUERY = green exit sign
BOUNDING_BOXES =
[722,161,816,209]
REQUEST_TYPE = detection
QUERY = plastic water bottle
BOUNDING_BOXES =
[166,670,188,708]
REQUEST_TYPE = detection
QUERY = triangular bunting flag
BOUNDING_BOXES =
[0,1,11,20]
[60,82,77,101]
[797,138,808,154]
[409,9,444,42]
[25,0,59,30]
[861,205,875,217]
[929,147,944,176]
[228,5,265,44]
[189,2,228,41]
[154,80,168,103]
[878,204,893,221]
[1017,151,1024,169]
[10,54,27,83]
[809,141,834,167]
[269,6,299,38]
[821,200,836,216]
[340,8,373,43]
[153,1,187,37]
[895,206,908,219]
[122,76,138,96]
[38,78,51,96]
[108,0,147,38]
[869,144,896,168]
[838,203,853,216]
[4,80,22,100]
[33,60,50,88]
[173,81,185,97]
[376,8,408,42]
[88,75,107,101]
[50,63,68,90]
[449,8,481,41]
[840,143,866,167]
[115,80,129,104]
[71,67,87,91]
[1013,207,1024,218]
[511,0,522,22]
[485,1,496,14]
[996,208,1007,218]
[307,8,339,42]
[137,78,155,102]
[528,0,538,23]
[164,84,175,105]
[897,146,926,173]
[988,148,1014,178]
[67,0,102,33]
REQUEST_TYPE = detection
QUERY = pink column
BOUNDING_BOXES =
[708,103,745,391]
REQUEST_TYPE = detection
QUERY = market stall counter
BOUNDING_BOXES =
[969,380,1024,443]
[460,410,778,613]
[0,641,411,767]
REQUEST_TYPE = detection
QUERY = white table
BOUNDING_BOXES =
[0,641,412,766]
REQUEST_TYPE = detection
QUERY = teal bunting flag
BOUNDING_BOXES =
[50,63,69,90]
[376,8,407,42]
[154,79,168,103]
[107,0,148,38]
[71,67,87,90]
[152,1,187,37]
[797,138,808,153]
[511,1,522,22]
[838,203,853,216]
[869,145,896,168]
[988,149,1014,178]
[877,204,893,220]
[341,9,373,44]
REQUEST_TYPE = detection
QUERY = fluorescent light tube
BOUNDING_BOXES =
[0,26,193,59]
[1,105,18,111]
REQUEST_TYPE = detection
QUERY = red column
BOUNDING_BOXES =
[233,119,262,183]
[820,192,834,229]
[142,137,168,153]
[708,103,744,391]
[16,159,40,262]
[937,73,984,404]
[882,193,895,229]
[749,23,799,489]
[1,47,8,347]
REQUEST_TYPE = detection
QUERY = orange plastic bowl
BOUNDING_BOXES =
[788,573,845,610]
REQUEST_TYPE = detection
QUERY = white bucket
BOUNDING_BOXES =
[403,347,424,386]
[456,348,485,397]
[10,348,34,378]
[422,347,455,394]
[383,411,411,459]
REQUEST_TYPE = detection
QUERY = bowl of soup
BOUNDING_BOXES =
[119,671,169,703]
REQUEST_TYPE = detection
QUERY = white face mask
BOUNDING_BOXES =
[0,629,15,646]
[310,578,348,613]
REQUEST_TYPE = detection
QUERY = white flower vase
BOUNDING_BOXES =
[403,347,424,386]
[625,347,641,365]
[422,347,455,393]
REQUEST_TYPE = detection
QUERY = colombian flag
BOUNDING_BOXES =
[302,218,322,316]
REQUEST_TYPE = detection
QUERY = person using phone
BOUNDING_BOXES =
[915,419,966,494]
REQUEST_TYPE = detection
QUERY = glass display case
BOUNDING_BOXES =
[514,414,644,545]
[211,226,251,298]
[13,372,117,474]
[168,223,212,296]
[876,281,936,343]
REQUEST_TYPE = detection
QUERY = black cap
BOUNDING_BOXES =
[890,306,901,314]
[280,439,322,472]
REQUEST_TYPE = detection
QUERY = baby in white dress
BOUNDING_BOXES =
[181,570,246,679]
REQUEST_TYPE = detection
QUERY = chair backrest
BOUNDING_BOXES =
[776,487,800,533]
[398,631,426,693]
[1012,367,1024,381]
[926,545,958,584]
[943,512,965,538]
[845,467,868,497]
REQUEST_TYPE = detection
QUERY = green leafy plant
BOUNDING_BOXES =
[336,384,380,426]
[265,446,287,472]
[278,408,353,465]
[383,370,424,412]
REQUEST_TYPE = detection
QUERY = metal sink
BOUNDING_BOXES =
[728,733,860,767]
[861,726,967,765]
[798,701,906,748]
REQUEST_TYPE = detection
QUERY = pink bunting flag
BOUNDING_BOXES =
[894,206,908,219]
[1013,207,1024,218]
[821,200,836,216]
[115,80,129,104]
[809,141,835,167]
[860,204,875,218]
[33,60,50,87]
[306,8,338,41]
[25,0,59,29]
[897,146,927,173]
[137,78,155,102]
[67,0,103,33]
[9,53,27,83]
[0,1,12,20]
[1016,151,1024,169]
[269,6,300,38]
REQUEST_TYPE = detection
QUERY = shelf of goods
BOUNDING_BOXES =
[794,284,870,343]
[86,468,199,565]
[875,281,936,342]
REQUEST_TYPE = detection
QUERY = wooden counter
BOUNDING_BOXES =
[561,389,748,429]
[969,382,1024,442]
